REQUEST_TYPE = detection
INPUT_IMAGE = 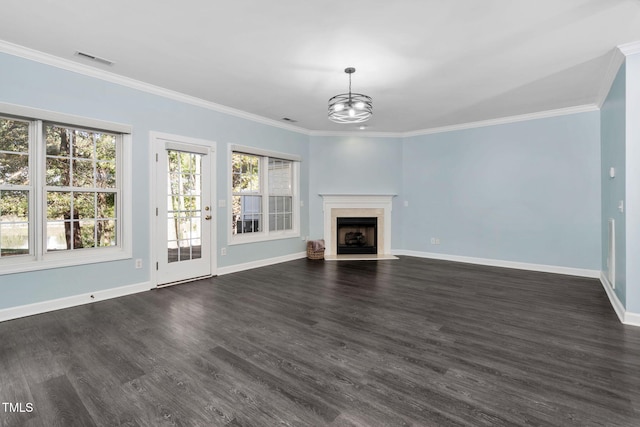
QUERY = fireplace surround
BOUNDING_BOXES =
[320,194,396,260]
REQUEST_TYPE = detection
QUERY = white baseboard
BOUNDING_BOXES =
[599,272,626,323]
[625,312,640,327]
[217,251,306,276]
[392,249,600,278]
[0,281,151,323]
[599,273,640,327]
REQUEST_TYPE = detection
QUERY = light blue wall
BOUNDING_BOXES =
[309,114,601,272]
[601,63,626,305]
[308,136,404,247]
[402,112,601,270]
[625,52,640,313]
[0,52,308,309]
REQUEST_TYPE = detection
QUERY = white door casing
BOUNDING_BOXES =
[151,132,216,286]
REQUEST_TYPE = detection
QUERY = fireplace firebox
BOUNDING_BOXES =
[336,217,377,255]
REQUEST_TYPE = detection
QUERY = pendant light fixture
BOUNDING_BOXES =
[328,67,373,123]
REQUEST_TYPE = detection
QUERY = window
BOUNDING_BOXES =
[167,149,203,262]
[268,158,293,232]
[232,153,262,234]
[0,106,131,275]
[230,146,299,243]
[45,125,118,251]
[0,118,30,258]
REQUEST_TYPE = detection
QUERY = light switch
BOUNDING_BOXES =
[218,199,226,208]
[619,200,624,213]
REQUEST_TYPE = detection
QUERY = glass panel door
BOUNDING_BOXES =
[167,150,202,263]
[156,141,212,285]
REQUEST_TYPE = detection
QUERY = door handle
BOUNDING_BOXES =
[205,215,212,220]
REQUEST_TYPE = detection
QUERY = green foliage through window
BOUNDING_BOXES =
[0,116,122,260]
[45,125,118,251]
[166,150,202,263]
[0,118,30,257]
[231,152,295,236]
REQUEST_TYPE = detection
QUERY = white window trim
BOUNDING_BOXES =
[0,102,132,134]
[229,144,301,162]
[0,103,132,275]
[227,144,300,245]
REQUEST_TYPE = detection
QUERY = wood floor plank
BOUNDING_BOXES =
[207,330,415,426]
[29,375,96,427]
[210,346,340,423]
[0,334,37,427]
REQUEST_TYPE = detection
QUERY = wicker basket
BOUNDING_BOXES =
[306,240,325,260]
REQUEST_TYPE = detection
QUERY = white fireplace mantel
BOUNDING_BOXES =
[320,194,396,259]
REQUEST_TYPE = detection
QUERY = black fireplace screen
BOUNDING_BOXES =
[336,217,377,255]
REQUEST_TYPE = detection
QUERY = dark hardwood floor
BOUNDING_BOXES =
[1,256,640,426]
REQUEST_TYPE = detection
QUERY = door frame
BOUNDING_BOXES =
[149,131,217,287]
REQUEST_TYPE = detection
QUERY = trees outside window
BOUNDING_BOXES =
[44,125,118,251]
[0,118,30,257]
[0,113,126,273]
[230,148,299,243]
[232,153,261,235]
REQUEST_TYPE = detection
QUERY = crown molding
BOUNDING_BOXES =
[596,39,640,109]
[618,40,640,56]
[0,40,603,140]
[596,48,626,109]
[402,104,599,137]
[309,105,599,139]
[0,40,308,135]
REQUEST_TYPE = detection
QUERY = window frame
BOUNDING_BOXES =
[0,103,132,275]
[228,144,300,245]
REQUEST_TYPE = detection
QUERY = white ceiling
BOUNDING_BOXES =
[1,0,640,133]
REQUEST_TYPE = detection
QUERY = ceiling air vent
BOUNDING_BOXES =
[75,51,114,66]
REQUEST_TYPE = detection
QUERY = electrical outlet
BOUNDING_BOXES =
[221,247,227,256]
[430,238,441,245]
[135,259,143,269]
